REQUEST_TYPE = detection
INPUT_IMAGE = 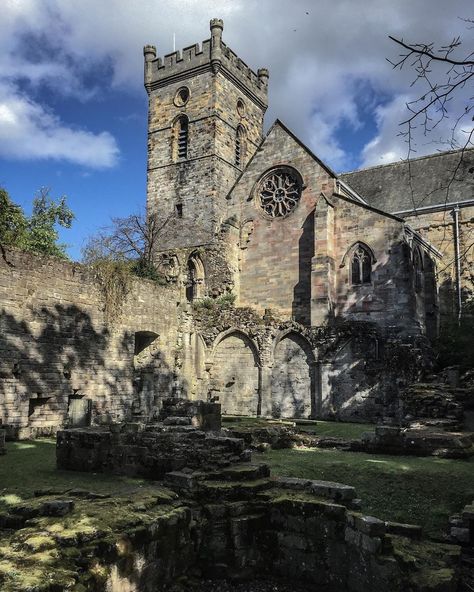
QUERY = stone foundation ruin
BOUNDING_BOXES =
[32,398,460,591]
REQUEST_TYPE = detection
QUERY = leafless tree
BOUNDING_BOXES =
[388,22,474,162]
[82,210,170,269]
[387,23,474,280]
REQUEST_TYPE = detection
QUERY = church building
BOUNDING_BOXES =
[1,19,472,436]
[143,19,464,422]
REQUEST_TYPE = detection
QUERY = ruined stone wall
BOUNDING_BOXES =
[271,333,314,418]
[0,249,179,435]
[209,332,259,416]
[181,303,428,422]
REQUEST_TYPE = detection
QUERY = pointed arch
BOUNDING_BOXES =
[271,331,316,418]
[341,242,375,285]
[172,114,189,161]
[413,245,424,293]
[423,252,438,339]
[235,124,246,167]
[272,329,315,362]
[211,328,260,366]
[210,330,260,416]
[186,252,205,301]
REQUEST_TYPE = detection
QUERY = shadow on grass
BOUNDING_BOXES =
[264,446,474,540]
[0,439,147,511]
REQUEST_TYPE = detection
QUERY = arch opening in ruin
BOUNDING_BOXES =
[209,331,259,416]
[271,332,314,418]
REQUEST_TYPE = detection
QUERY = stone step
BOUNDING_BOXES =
[163,416,192,426]
[199,478,274,501]
[274,477,356,504]
[206,463,270,482]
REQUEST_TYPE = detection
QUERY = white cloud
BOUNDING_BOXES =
[0,85,118,168]
[0,0,473,170]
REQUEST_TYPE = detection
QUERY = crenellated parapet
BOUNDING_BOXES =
[143,18,268,108]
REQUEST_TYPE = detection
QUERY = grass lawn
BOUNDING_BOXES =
[295,420,374,439]
[223,416,374,439]
[264,446,474,540]
[2,433,473,542]
[0,439,147,512]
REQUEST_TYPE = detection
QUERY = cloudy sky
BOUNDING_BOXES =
[0,0,472,259]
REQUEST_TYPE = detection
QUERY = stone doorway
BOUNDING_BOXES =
[210,332,259,416]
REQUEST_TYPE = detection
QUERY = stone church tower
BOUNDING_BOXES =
[144,19,269,250]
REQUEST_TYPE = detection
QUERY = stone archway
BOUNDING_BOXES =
[210,332,259,416]
[271,333,314,418]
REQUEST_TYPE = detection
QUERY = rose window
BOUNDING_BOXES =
[258,169,302,217]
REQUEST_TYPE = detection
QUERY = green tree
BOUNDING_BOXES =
[0,187,74,260]
[0,188,27,260]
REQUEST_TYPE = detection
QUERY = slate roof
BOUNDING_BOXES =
[340,147,474,213]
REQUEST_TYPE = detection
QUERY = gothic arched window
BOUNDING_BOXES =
[173,115,189,161]
[413,247,423,293]
[235,125,246,167]
[186,253,205,302]
[351,244,372,285]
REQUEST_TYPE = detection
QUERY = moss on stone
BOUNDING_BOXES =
[0,488,186,591]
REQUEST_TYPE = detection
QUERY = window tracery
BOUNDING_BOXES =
[257,168,302,218]
[351,244,372,285]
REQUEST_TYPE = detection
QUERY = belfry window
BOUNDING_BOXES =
[351,245,372,285]
[173,115,189,160]
[235,125,246,167]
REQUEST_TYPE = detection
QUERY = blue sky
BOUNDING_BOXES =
[1,0,472,260]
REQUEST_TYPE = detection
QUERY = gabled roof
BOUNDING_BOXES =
[267,119,338,179]
[340,147,474,213]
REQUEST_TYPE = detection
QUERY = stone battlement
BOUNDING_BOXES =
[144,19,268,106]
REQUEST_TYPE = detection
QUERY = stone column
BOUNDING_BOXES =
[259,364,273,417]
[309,360,319,418]
[317,361,333,419]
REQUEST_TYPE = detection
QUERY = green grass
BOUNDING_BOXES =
[2,435,473,542]
[296,420,374,439]
[0,439,147,511]
[223,416,374,440]
[264,446,474,539]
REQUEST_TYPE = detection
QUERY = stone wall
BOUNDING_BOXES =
[180,305,428,423]
[227,121,334,325]
[403,205,474,319]
[226,122,431,335]
[330,196,420,330]
[209,332,260,416]
[271,333,314,418]
[3,438,459,591]
[0,248,179,435]
[145,20,267,252]
[56,425,247,479]
[341,149,474,322]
